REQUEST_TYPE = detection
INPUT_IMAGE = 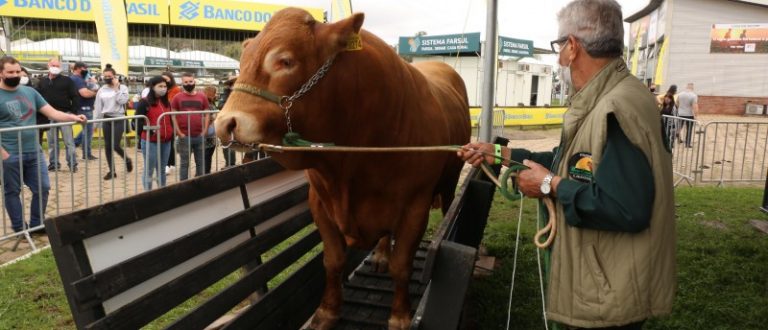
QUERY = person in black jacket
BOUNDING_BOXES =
[36,58,80,172]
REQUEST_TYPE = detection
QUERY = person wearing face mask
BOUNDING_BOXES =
[170,72,209,181]
[161,71,180,174]
[134,76,173,191]
[94,66,132,180]
[0,56,87,234]
[71,61,99,161]
[457,1,675,329]
[36,57,81,172]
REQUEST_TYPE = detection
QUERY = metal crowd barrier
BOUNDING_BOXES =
[1,114,256,251]
[492,109,505,138]
[663,115,768,186]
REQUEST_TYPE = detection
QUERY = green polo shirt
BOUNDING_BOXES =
[0,86,48,154]
[510,114,655,232]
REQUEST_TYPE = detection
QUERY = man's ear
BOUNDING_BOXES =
[325,13,365,51]
[566,35,580,63]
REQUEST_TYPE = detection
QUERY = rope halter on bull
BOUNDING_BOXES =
[225,54,556,249]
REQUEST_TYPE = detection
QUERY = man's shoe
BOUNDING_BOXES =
[86,155,98,160]
[126,158,134,173]
[29,227,46,237]
[71,166,78,173]
[104,172,117,180]
[47,164,60,171]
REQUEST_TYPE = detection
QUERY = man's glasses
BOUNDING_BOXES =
[550,36,569,54]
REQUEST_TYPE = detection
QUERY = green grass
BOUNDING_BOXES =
[464,187,768,329]
[2,188,767,329]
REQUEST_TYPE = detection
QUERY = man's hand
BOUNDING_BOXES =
[1,148,9,161]
[518,160,553,198]
[457,142,494,167]
[71,114,87,123]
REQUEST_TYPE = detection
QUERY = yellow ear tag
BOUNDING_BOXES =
[346,33,363,51]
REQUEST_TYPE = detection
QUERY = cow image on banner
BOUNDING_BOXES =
[215,8,470,329]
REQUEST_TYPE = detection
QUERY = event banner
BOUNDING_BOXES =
[710,23,768,53]
[398,33,481,56]
[169,0,323,30]
[498,36,533,57]
[469,107,567,127]
[0,0,169,24]
[93,0,129,75]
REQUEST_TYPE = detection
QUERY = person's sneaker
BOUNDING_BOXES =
[126,158,134,173]
[84,155,98,160]
[47,164,61,171]
[104,172,117,180]
[70,166,78,173]
[165,165,175,175]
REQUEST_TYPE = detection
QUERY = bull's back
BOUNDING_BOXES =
[411,61,471,145]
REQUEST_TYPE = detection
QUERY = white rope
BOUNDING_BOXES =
[535,201,550,330]
[505,196,525,330]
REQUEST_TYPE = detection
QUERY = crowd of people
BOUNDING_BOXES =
[0,54,239,234]
[651,82,700,148]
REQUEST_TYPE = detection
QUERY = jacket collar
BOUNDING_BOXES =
[562,58,630,142]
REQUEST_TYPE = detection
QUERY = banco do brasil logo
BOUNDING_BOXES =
[179,1,199,20]
[0,0,7,7]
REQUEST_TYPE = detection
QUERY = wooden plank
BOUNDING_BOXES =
[43,224,104,329]
[71,184,309,308]
[51,159,284,246]
[84,209,314,330]
[420,166,480,283]
[167,230,322,330]
[223,254,326,330]
[417,241,477,330]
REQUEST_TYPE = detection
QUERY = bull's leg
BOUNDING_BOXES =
[387,208,429,330]
[309,198,346,329]
[370,235,391,273]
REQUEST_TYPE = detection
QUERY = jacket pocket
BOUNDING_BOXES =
[581,244,612,305]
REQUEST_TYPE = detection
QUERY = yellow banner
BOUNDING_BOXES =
[6,50,60,62]
[470,107,567,127]
[126,0,169,24]
[169,0,324,30]
[93,0,129,75]
[330,0,352,22]
[654,37,668,86]
[0,0,170,24]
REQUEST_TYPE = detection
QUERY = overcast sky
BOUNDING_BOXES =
[255,0,649,50]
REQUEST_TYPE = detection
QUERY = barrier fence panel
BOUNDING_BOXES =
[698,121,768,185]
[1,114,255,250]
[662,115,704,187]
[492,109,505,138]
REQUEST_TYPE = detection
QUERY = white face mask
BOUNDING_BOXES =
[20,76,29,86]
[560,63,572,90]
[49,67,62,75]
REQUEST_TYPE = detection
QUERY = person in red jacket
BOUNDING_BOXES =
[134,76,173,191]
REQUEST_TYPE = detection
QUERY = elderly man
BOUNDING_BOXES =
[458,0,675,329]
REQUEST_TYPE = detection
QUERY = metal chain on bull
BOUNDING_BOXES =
[280,55,337,133]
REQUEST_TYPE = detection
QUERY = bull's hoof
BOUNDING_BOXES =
[309,306,339,330]
[370,252,389,273]
[387,313,412,330]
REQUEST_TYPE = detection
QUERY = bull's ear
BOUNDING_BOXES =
[329,13,365,50]
[242,38,252,49]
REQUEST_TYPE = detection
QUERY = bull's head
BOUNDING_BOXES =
[215,8,364,154]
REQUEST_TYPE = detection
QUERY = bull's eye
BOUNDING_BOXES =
[280,58,294,69]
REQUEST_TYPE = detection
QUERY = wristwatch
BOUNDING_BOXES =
[540,173,555,195]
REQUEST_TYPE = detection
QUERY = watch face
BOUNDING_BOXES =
[540,183,551,195]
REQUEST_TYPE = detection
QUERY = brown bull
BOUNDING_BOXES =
[215,8,470,329]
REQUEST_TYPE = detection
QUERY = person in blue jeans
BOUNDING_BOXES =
[0,56,87,232]
[71,61,99,160]
[170,72,210,181]
[134,76,174,191]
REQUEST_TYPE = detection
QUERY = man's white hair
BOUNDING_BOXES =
[557,0,624,58]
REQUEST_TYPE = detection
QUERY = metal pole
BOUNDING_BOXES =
[479,0,498,142]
